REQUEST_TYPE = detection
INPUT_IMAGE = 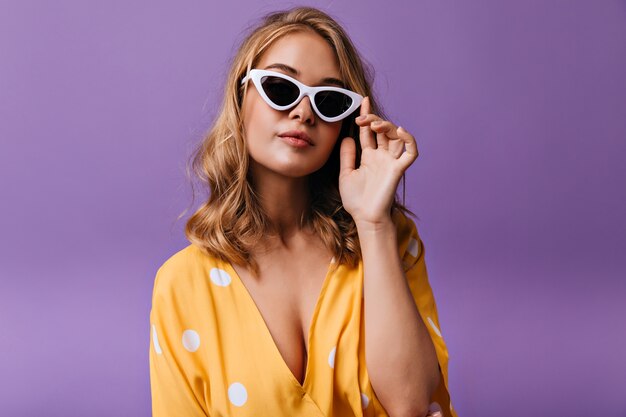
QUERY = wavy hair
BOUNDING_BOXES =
[183,6,416,278]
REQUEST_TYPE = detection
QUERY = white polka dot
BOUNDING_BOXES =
[407,237,419,258]
[428,401,442,413]
[210,268,232,287]
[182,329,201,352]
[427,316,442,337]
[361,392,370,408]
[328,346,336,368]
[152,324,162,355]
[228,382,248,406]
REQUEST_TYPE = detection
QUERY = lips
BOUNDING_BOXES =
[278,130,313,146]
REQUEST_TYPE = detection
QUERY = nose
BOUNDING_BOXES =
[288,94,315,124]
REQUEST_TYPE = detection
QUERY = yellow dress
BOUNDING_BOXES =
[149,210,458,417]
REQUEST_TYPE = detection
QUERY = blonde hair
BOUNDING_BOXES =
[183,6,416,277]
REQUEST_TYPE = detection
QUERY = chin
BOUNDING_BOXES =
[271,157,327,176]
[275,166,317,178]
[273,160,327,177]
[250,153,329,179]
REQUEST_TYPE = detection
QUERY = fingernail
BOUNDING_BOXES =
[356,115,366,121]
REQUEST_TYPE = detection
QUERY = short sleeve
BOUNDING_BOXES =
[393,209,459,417]
[149,265,209,417]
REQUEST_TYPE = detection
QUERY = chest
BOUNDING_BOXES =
[231,253,333,385]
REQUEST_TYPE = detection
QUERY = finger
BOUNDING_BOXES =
[388,138,405,158]
[355,113,383,125]
[355,112,385,142]
[355,96,376,150]
[370,120,399,138]
[339,136,356,178]
[397,126,419,167]
[370,120,399,150]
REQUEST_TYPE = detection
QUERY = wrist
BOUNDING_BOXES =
[354,216,395,235]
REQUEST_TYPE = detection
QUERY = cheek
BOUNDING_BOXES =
[242,88,270,125]
[242,99,275,145]
[323,123,343,150]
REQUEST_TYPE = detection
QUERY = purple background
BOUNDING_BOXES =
[1,1,625,416]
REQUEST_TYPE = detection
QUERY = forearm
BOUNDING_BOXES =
[358,217,440,417]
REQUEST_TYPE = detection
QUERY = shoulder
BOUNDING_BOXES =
[151,244,221,299]
[391,207,418,239]
[390,208,423,267]
[156,243,209,275]
[391,208,421,250]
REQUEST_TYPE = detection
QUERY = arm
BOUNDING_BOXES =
[359,216,440,417]
[339,96,456,417]
[149,267,209,417]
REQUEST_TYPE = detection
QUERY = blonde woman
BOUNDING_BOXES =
[149,6,457,417]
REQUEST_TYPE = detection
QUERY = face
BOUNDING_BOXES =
[241,30,344,179]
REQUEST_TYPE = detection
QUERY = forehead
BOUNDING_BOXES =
[256,31,341,82]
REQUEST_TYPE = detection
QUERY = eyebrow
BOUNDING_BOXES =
[263,63,346,88]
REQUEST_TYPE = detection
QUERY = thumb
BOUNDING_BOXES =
[339,136,356,178]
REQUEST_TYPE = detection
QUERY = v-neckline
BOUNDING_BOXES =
[224,257,335,392]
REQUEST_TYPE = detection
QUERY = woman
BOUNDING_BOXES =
[149,6,457,417]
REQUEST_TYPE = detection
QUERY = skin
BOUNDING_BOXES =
[240,29,441,417]
[241,29,343,240]
[347,96,441,417]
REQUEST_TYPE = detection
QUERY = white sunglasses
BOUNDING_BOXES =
[240,69,363,122]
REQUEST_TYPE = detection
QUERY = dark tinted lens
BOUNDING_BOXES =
[260,76,300,106]
[314,91,353,118]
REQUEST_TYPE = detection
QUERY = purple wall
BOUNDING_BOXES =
[1,1,625,416]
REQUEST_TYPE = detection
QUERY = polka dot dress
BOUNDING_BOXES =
[149,210,458,417]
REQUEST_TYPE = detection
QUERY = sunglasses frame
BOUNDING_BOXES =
[240,69,364,122]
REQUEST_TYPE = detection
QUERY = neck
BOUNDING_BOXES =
[249,161,313,242]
